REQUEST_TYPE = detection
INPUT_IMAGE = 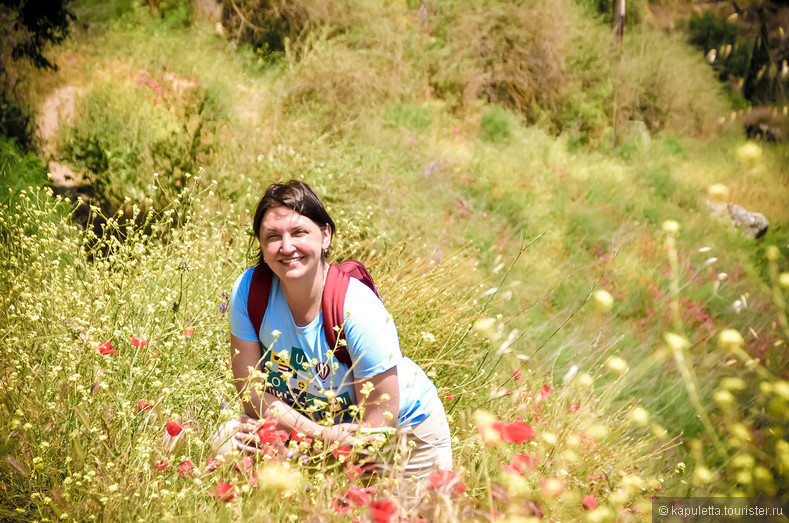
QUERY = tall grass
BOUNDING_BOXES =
[4,0,789,520]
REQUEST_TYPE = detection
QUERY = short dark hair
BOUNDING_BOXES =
[252,180,336,265]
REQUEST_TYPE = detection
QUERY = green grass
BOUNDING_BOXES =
[2,0,789,520]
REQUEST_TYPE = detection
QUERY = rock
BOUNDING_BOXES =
[707,200,769,238]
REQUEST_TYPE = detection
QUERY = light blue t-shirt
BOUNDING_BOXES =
[229,267,439,427]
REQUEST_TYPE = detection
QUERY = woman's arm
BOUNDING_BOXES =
[230,335,357,443]
[354,366,399,428]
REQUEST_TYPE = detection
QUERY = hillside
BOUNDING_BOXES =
[1,0,788,521]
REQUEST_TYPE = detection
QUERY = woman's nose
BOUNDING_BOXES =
[279,234,295,253]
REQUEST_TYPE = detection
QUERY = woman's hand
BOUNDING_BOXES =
[232,415,263,454]
[320,422,360,446]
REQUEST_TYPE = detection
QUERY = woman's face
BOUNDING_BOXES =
[259,205,331,283]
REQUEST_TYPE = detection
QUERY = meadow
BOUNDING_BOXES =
[1,0,788,521]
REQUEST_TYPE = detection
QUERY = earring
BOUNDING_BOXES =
[321,248,329,258]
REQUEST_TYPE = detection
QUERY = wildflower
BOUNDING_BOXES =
[332,497,352,515]
[369,500,397,523]
[209,482,237,502]
[537,384,551,401]
[582,494,598,510]
[421,332,436,344]
[446,394,455,401]
[707,183,730,202]
[605,356,628,375]
[780,273,789,288]
[736,142,762,164]
[593,290,614,314]
[475,410,502,446]
[720,377,746,391]
[340,484,371,507]
[155,459,168,471]
[346,462,362,479]
[183,326,194,337]
[291,429,313,446]
[501,453,539,476]
[178,459,194,478]
[692,465,714,485]
[256,462,301,493]
[662,220,679,235]
[513,368,522,381]
[429,470,466,496]
[235,455,253,475]
[138,400,153,412]
[166,421,184,437]
[205,457,220,472]
[129,335,148,347]
[718,329,744,351]
[256,418,288,445]
[628,406,650,427]
[97,341,118,355]
[540,477,565,497]
[331,445,352,460]
[494,420,536,444]
[663,332,689,353]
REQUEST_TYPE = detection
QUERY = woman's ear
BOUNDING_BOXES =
[321,225,332,251]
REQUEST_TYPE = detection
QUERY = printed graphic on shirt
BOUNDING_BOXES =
[259,342,354,422]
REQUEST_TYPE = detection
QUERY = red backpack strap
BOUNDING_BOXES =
[322,260,386,369]
[322,264,352,367]
[247,265,273,340]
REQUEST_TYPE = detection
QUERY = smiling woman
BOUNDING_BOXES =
[212,180,452,481]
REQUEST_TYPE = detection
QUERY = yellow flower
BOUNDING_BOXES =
[594,290,614,314]
[736,142,762,164]
[773,381,789,400]
[257,463,301,493]
[628,406,650,427]
[766,245,780,261]
[779,272,789,288]
[707,183,730,202]
[692,465,714,485]
[663,332,689,353]
[473,318,497,338]
[605,356,628,375]
[714,389,736,410]
[717,329,744,351]
[720,377,746,391]
[662,220,680,235]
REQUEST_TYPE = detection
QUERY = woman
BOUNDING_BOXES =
[216,180,452,479]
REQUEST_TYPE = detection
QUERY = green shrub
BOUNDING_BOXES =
[688,12,738,53]
[479,105,511,142]
[0,137,49,205]
[383,103,431,131]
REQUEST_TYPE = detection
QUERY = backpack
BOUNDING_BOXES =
[247,260,383,368]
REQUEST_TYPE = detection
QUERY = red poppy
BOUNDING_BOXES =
[429,470,466,496]
[183,326,194,337]
[138,400,153,412]
[129,335,148,347]
[178,459,194,478]
[342,484,371,507]
[346,462,362,479]
[166,421,184,437]
[513,369,522,381]
[582,494,598,510]
[98,341,117,354]
[331,445,352,460]
[205,457,220,472]
[235,455,253,475]
[537,384,551,402]
[494,421,535,443]
[209,482,237,502]
[256,418,287,445]
[332,497,352,515]
[369,500,397,523]
[155,459,168,471]
[567,404,581,413]
[446,394,455,401]
[291,429,313,445]
[501,453,540,476]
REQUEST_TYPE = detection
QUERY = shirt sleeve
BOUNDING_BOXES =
[342,278,402,379]
[229,268,260,342]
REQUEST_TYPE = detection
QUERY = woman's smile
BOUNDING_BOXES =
[259,206,331,281]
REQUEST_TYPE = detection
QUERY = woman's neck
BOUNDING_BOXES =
[280,263,328,327]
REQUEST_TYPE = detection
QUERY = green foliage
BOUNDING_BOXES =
[383,103,431,131]
[688,12,738,53]
[0,137,49,205]
[479,105,511,142]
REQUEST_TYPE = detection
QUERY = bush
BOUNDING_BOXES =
[688,11,738,53]
[479,105,511,142]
